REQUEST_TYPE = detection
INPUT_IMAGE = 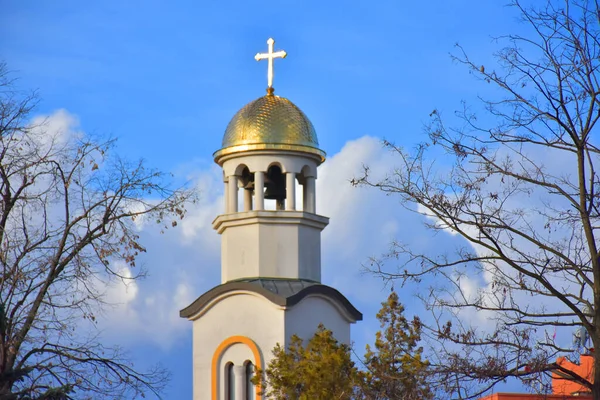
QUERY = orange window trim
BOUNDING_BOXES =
[212,335,262,400]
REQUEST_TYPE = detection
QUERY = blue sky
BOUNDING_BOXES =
[1,1,536,398]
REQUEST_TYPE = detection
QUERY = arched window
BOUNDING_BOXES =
[225,362,235,400]
[244,361,255,400]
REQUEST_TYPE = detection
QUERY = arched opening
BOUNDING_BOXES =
[227,163,253,214]
[239,166,255,212]
[264,164,286,210]
[244,360,255,400]
[225,362,235,400]
[212,336,263,400]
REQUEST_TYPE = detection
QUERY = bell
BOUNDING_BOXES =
[264,182,286,200]
[264,165,286,201]
[241,168,255,190]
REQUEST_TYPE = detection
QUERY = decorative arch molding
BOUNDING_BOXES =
[233,162,250,176]
[219,151,322,177]
[187,290,285,320]
[181,280,362,322]
[212,335,262,400]
[300,163,316,179]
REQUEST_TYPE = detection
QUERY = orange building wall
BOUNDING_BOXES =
[478,355,594,399]
[552,355,593,396]
[479,394,590,400]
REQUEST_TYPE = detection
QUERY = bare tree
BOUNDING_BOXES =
[354,1,600,398]
[0,63,193,399]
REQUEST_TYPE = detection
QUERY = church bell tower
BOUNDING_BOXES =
[180,38,362,400]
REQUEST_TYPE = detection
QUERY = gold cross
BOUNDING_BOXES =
[255,38,287,90]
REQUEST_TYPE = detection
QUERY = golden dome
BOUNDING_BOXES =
[214,94,325,163]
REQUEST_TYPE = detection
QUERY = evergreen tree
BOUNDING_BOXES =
[254,324,358,400]
[358,291,432,399]
[256,293,432,399]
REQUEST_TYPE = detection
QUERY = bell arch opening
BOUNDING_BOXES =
[265,164,286,210]
[224,160,317,214]
[239,166,255,212]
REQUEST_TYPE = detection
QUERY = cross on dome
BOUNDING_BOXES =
[255,38,287,93]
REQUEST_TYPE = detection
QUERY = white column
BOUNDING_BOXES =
[305,176,316,213]
[234,365,245,400]
[286,172,296,211]
[224,180,229,214]
[254,171,264,211]
[228,176,238,213]
[244,189,253,211]
[302,181,307,212]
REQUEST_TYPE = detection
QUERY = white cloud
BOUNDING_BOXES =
[173,281,193,309]
[408,142,594,345]
[319,136,401,261]
[100,134,584,355]
[11,109,214,350]
[28,109,82,151]
[98,267,196,350]
[27,112,568,355]
[91,135,425,350]
[165,162,225,242]
[106,262,139,304]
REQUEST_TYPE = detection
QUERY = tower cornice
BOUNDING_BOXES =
[212,210,328,234]
[214,145,325,166]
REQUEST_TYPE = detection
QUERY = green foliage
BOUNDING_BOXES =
[255,292,432,399]
[358,291,432,399]
[254,324,358,400]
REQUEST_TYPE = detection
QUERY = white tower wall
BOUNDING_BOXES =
[214,211,327,283]
[190,292,285,400]
[284,296,353,345]
[189,291,356,400]
[215,151,327,283]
